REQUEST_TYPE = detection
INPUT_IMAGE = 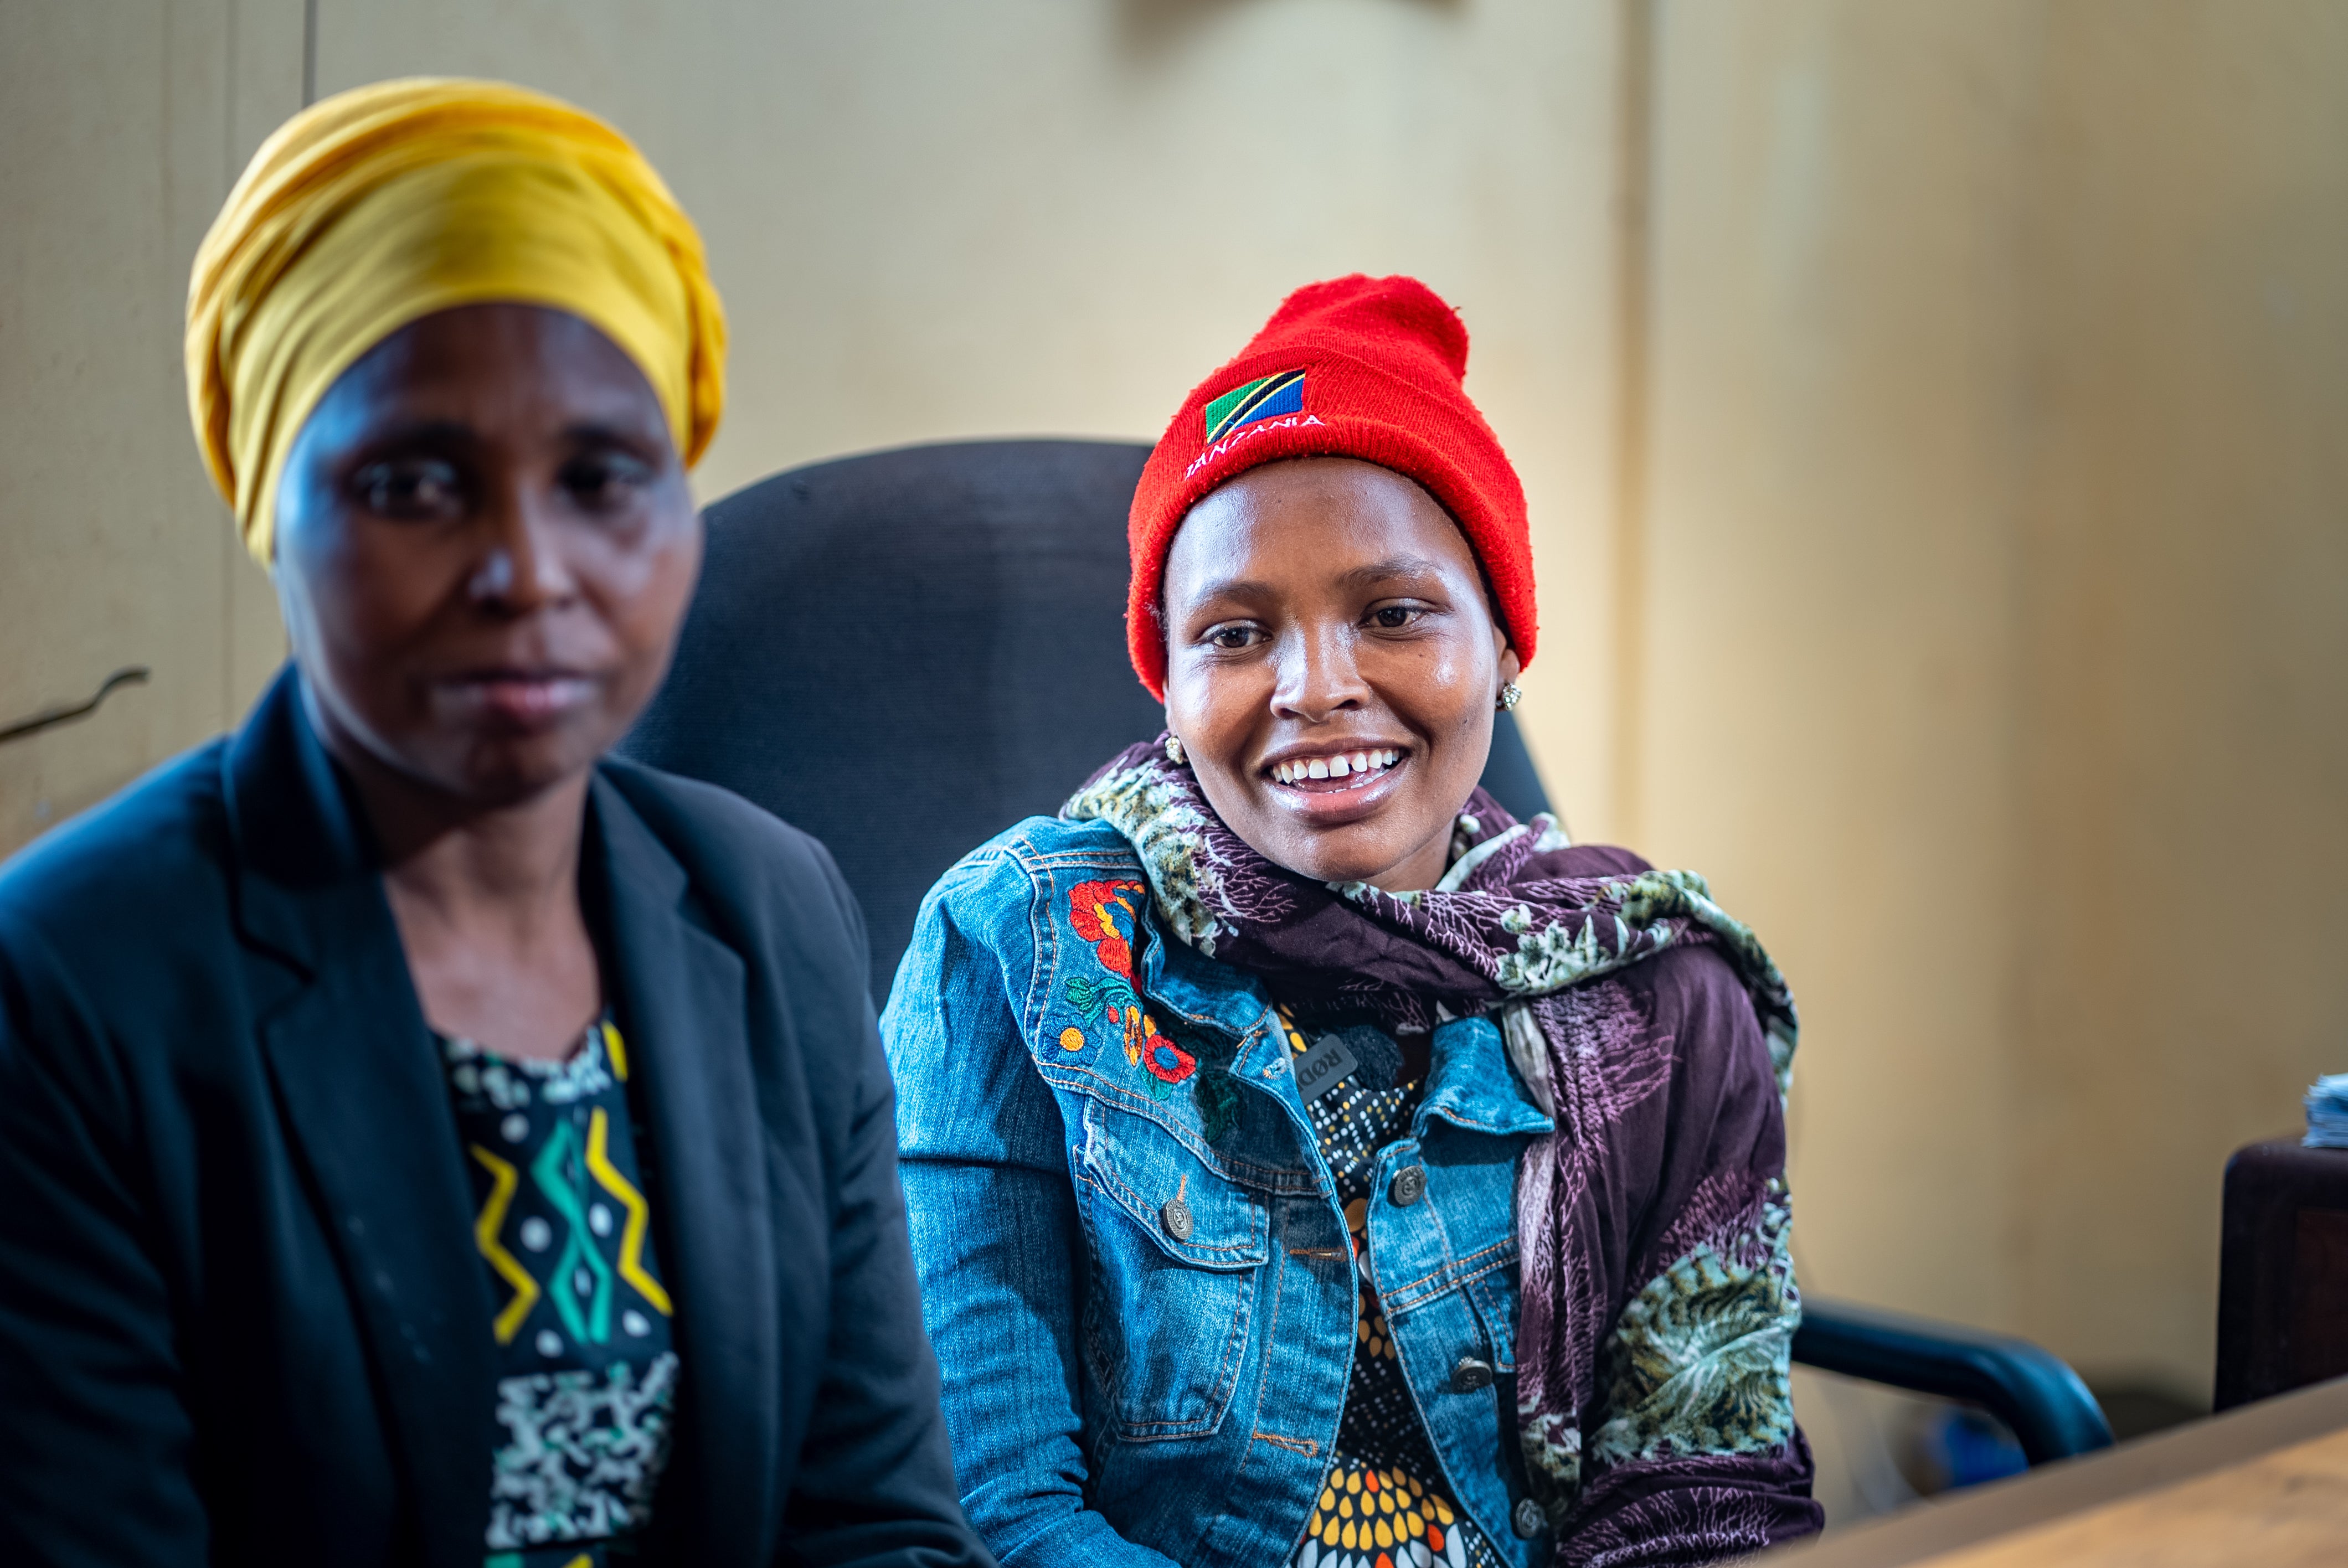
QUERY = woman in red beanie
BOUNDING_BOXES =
[884,276,1822,1568]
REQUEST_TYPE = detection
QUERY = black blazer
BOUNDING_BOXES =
[0,670,990,1568]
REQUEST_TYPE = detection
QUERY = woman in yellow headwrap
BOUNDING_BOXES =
[0,80,988,1568]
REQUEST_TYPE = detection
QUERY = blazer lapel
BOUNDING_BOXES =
[591,774,782,1568]
[225,670,498,1568]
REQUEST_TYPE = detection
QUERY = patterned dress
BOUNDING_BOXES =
[1283,1011,1501,1568]
[441,1017,679,1568]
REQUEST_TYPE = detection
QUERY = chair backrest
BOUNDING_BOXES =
[622,438,1551,1001]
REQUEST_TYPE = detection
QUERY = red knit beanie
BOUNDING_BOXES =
[1125,274,1536,700]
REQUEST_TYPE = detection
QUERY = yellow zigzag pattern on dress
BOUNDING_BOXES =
[470,1145,539,1345]
[586,1108,673,1317]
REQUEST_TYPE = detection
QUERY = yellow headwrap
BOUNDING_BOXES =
[186,78,727,563]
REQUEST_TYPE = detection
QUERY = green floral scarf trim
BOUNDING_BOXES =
[1590,1189,1799,1469]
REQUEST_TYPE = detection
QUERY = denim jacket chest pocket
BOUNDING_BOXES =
[1034,863,1304,1442]
[1070,1091,1284,1442]
[1372,1126,1528,1396]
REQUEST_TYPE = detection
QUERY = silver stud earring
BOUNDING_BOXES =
[1165,734,1186,766]
[1496,682,1523,713]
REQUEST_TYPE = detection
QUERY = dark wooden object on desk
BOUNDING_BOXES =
[2215,1137,2348,1411]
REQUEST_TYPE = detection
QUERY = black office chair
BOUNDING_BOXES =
[621,437,2114,1469]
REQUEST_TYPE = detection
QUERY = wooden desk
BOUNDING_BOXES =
[1760,1374,2348,1566]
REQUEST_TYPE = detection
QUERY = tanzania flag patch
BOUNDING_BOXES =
[1203,369,1306,442]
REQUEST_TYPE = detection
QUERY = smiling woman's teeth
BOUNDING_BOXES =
[1270,750,1400,785]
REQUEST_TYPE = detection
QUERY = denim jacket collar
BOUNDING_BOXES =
[1418,1014,1554,1141]
[1135,910,1279,1043]
[1134,915,1298,1106]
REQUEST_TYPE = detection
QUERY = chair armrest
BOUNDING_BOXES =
[1793,1297,2115,1464]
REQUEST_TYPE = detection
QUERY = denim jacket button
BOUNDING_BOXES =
[1450,1356,1494,1392]
[1160,1198,1195,1242]
[1388,1165,1427,1206]
[1513,1498,1546,1539]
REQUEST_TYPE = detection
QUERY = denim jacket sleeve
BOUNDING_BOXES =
[880,845,1181,1568]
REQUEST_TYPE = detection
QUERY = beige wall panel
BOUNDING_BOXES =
[2011,1,2348,1389]
[0,0,297,858]
[308,0,1629,834]
[1639,0,2036,1333]
[1643,0,2348,1396]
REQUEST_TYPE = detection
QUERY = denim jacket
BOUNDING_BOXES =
[883,816,1556,1568]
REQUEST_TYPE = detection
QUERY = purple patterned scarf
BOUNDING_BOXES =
[1065,738,1801,1539]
